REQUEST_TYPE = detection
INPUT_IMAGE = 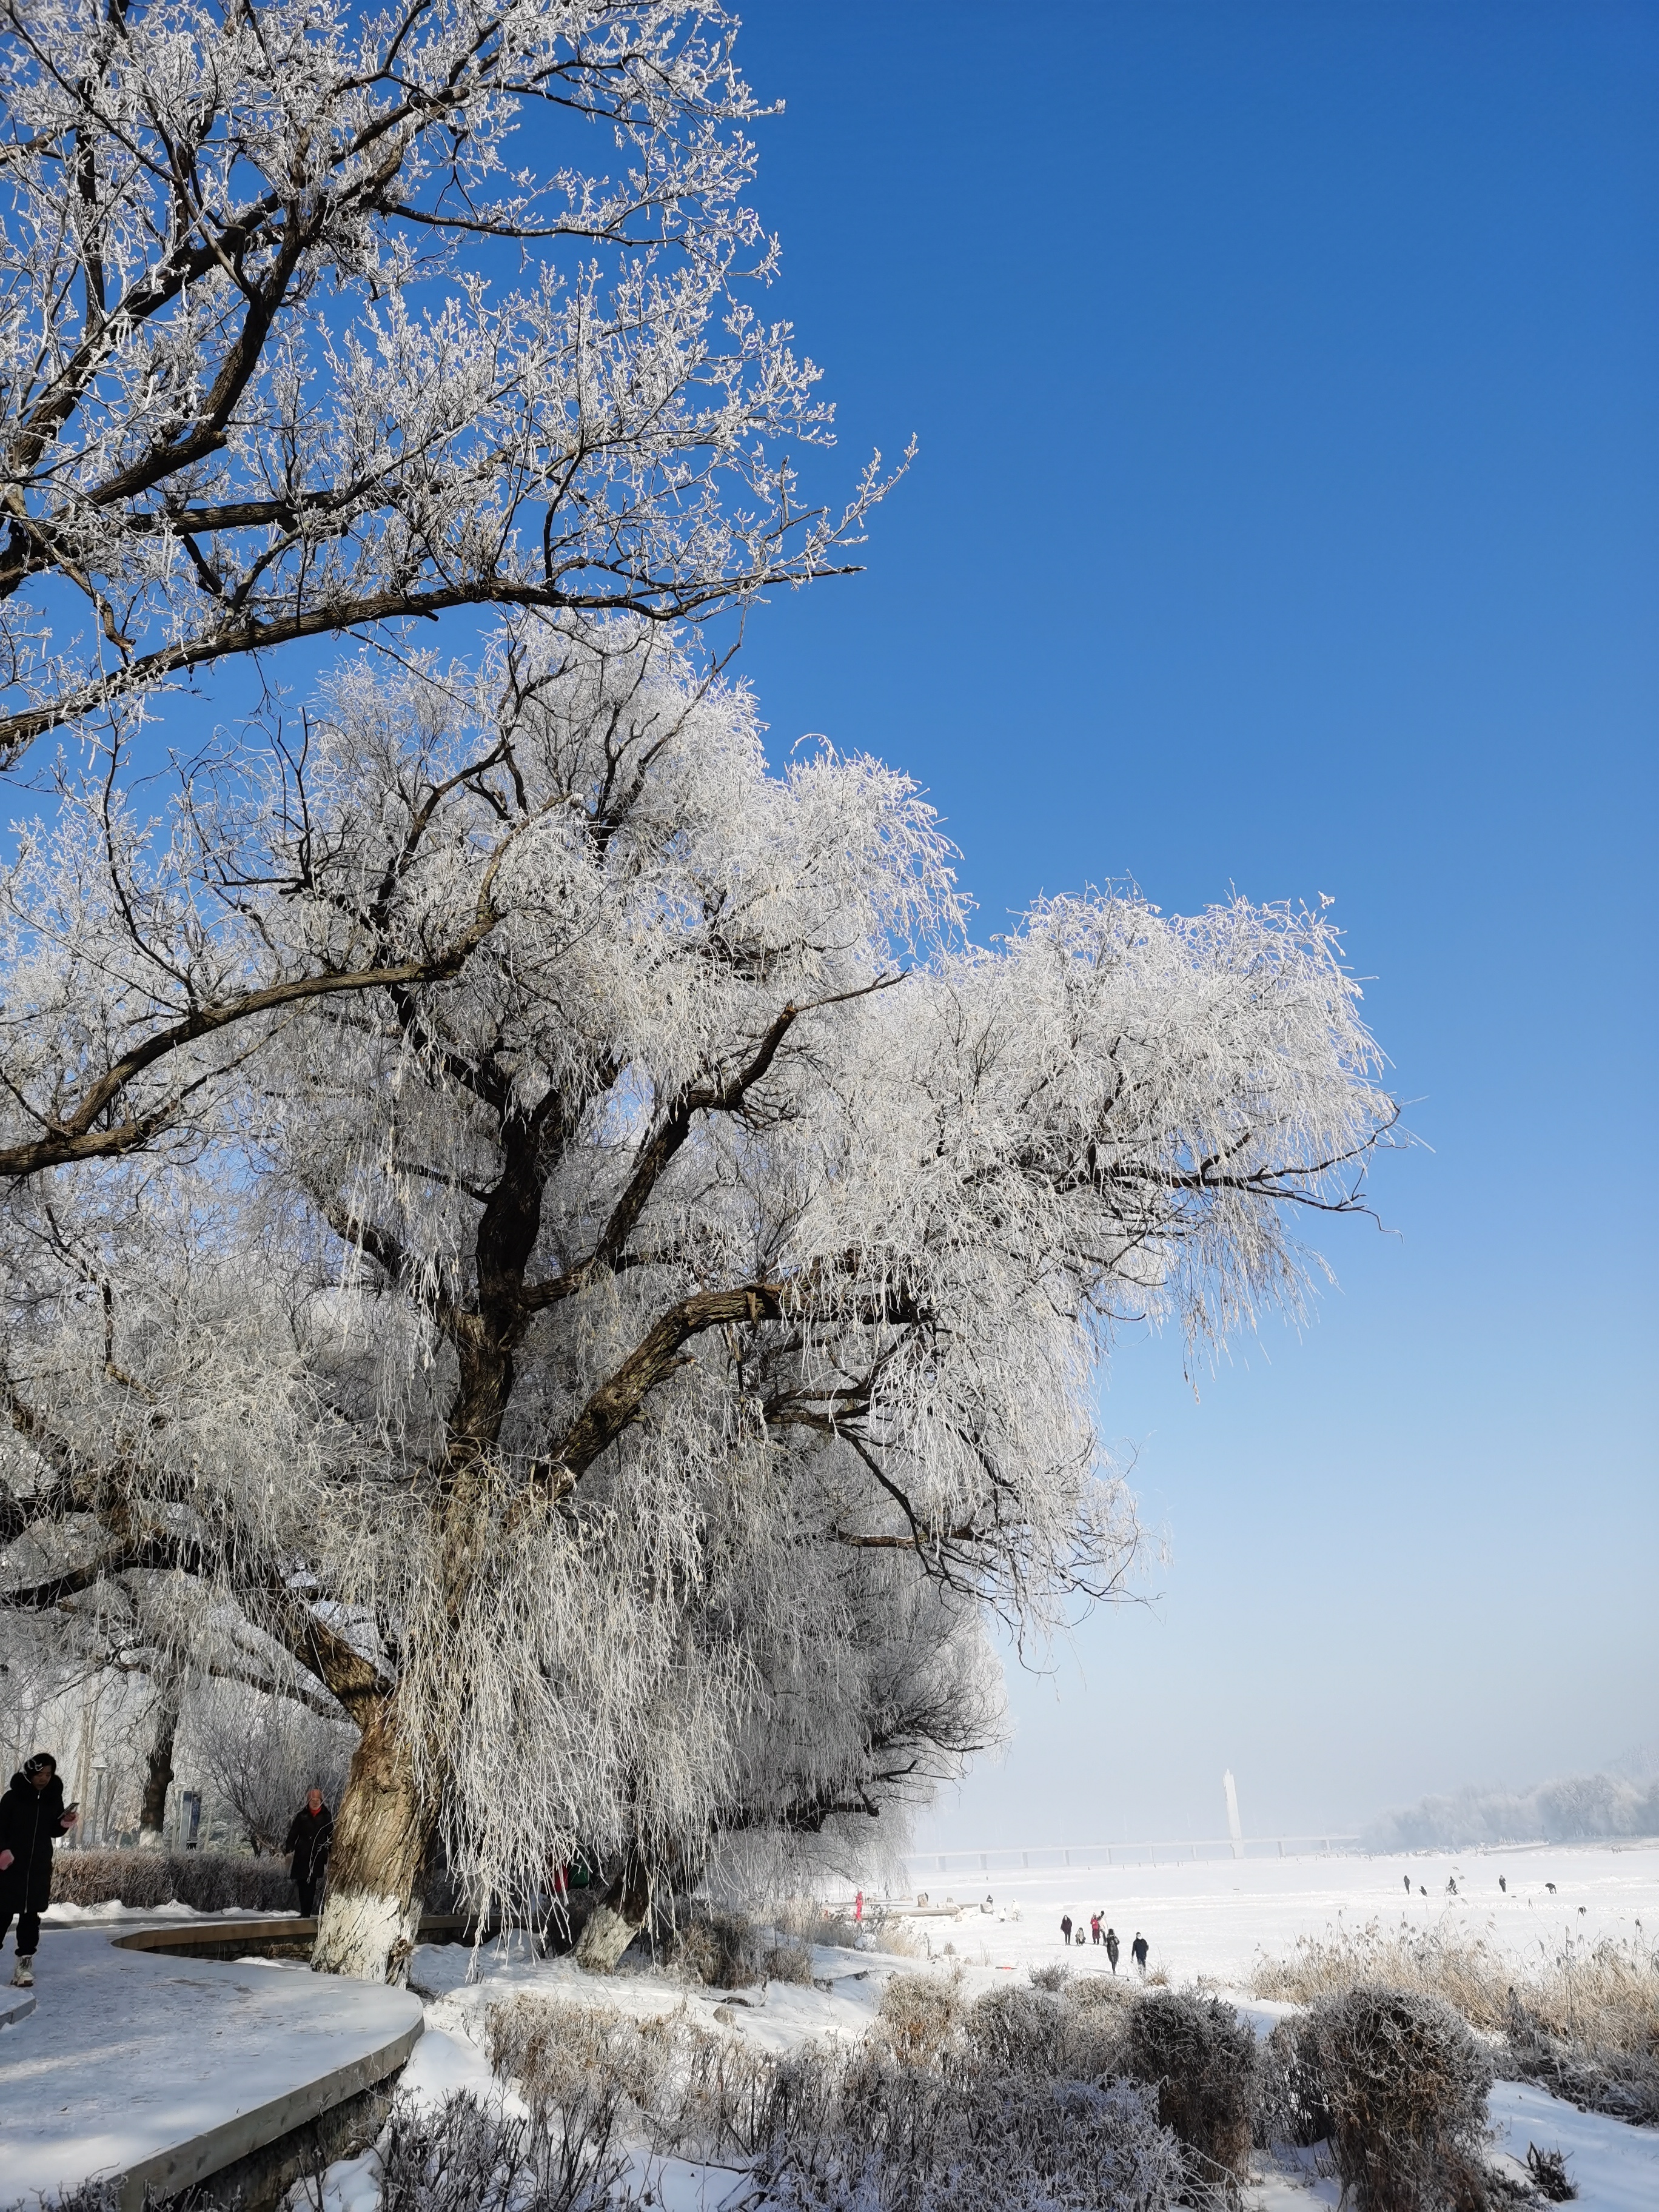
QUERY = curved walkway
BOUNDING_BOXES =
[0,1919,423,2210]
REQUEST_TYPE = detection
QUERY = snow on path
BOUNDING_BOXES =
[0,1924,420,2207]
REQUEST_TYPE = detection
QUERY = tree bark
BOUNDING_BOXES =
[310,1693,435,1985]
[137,1667,181,1847]
[574,1855,652,1974]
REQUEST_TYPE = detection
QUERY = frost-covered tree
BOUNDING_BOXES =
[0,1,890,763]
[0,623,1398,1979]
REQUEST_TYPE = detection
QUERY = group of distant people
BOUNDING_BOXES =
[1059,1912,1148,1973]
[0,1750,335,1988]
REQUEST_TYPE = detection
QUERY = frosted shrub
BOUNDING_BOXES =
[1029,1959,1074,1992]
[664,1905,765,1989]
[1305,1985,1493,2212]
[1256,2017,1333,2151]
[755,2053,1183,2212]
[965,1981,1066,2075]
[48,1849,291,1914]
[1122,1990,1259,2187]
[875,1972,966,2064]
[479,1982,1188,2211]
[762,1940,815,1985]
[1255,1923,1659,2124]
[375,2089,628,2212]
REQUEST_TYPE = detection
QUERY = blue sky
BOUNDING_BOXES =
[718,1,1657,1845]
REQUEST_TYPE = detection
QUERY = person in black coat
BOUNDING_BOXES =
[1131,1930,1149,1975]
[0,1752,78,1986]
[283,1787,333,1918]
[1105,1925,1120,1972]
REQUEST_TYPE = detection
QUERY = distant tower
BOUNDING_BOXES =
[1223,1770,1244,1860]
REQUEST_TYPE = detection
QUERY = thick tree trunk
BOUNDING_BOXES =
[311,1695,435,1984]
[137,1669,182,1847]
[574,1855,652,1974]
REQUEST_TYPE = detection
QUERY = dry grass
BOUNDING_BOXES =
[1253,1920,1659,2123]
[482,1973,1202,2211]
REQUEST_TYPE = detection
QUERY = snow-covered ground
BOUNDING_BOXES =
[3,1845,1655,2212]
[863,1837,1659,1985]
[0,1922,419,2208]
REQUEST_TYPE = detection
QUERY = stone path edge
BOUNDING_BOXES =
[68,1919,439,2212]
[116,2014,424,2212]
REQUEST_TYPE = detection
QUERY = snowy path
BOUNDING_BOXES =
[0,1923,421,2208]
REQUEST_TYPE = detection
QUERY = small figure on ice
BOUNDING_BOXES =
[1105,1925,1120,1972]
[283,1785,333,1919]
[0,1751,78,1988]
[1131,1931,1149,1976]
[1059,1913,1073,1945]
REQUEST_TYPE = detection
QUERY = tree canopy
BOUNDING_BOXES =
[0,621,1397,1975]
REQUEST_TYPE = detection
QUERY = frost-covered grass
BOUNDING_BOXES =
[384,1966,1201,2212]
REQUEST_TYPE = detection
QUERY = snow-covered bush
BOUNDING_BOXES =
[375,2086,628,2212]
[662,1904,766,1989]
[1256,2015,1333,2150]
[874,1971,967,2064]
[1122,1989,1259,2187]
[1255,1923,1659,2125]
[1304,1985,1493,2212]
[762,1940,814,1986]
[756,2053,1183,2212]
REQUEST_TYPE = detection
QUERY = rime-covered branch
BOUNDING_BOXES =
[0,2,897,762]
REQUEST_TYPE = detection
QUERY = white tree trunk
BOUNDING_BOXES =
[574,1860,651,1974]
[312,1886,423,1983]
[309,1697,431,1985]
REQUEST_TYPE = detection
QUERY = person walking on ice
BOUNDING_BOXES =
[1059,1913,1073,1946]
[1131,1931,1149,1976]
[1105,1925,1120,1972]
[283,1785,333,1918]
[0,1753,77,1987]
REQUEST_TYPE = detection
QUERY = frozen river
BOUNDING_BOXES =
[866,1838,1659,1983]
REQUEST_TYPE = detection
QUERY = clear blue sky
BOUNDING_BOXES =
[719,1,1657,1845]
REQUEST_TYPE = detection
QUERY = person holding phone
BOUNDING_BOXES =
[0,1752,78,1988]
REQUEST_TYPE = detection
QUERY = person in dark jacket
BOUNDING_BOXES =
[283,1786,333,1918]
[1131,1931,1148,1975]
[1059,1913,1072,1945]
[0,1752,78,1986]
[1105,1925,1120,1972]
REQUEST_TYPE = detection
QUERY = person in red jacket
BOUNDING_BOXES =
[0,1752,78,1987]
